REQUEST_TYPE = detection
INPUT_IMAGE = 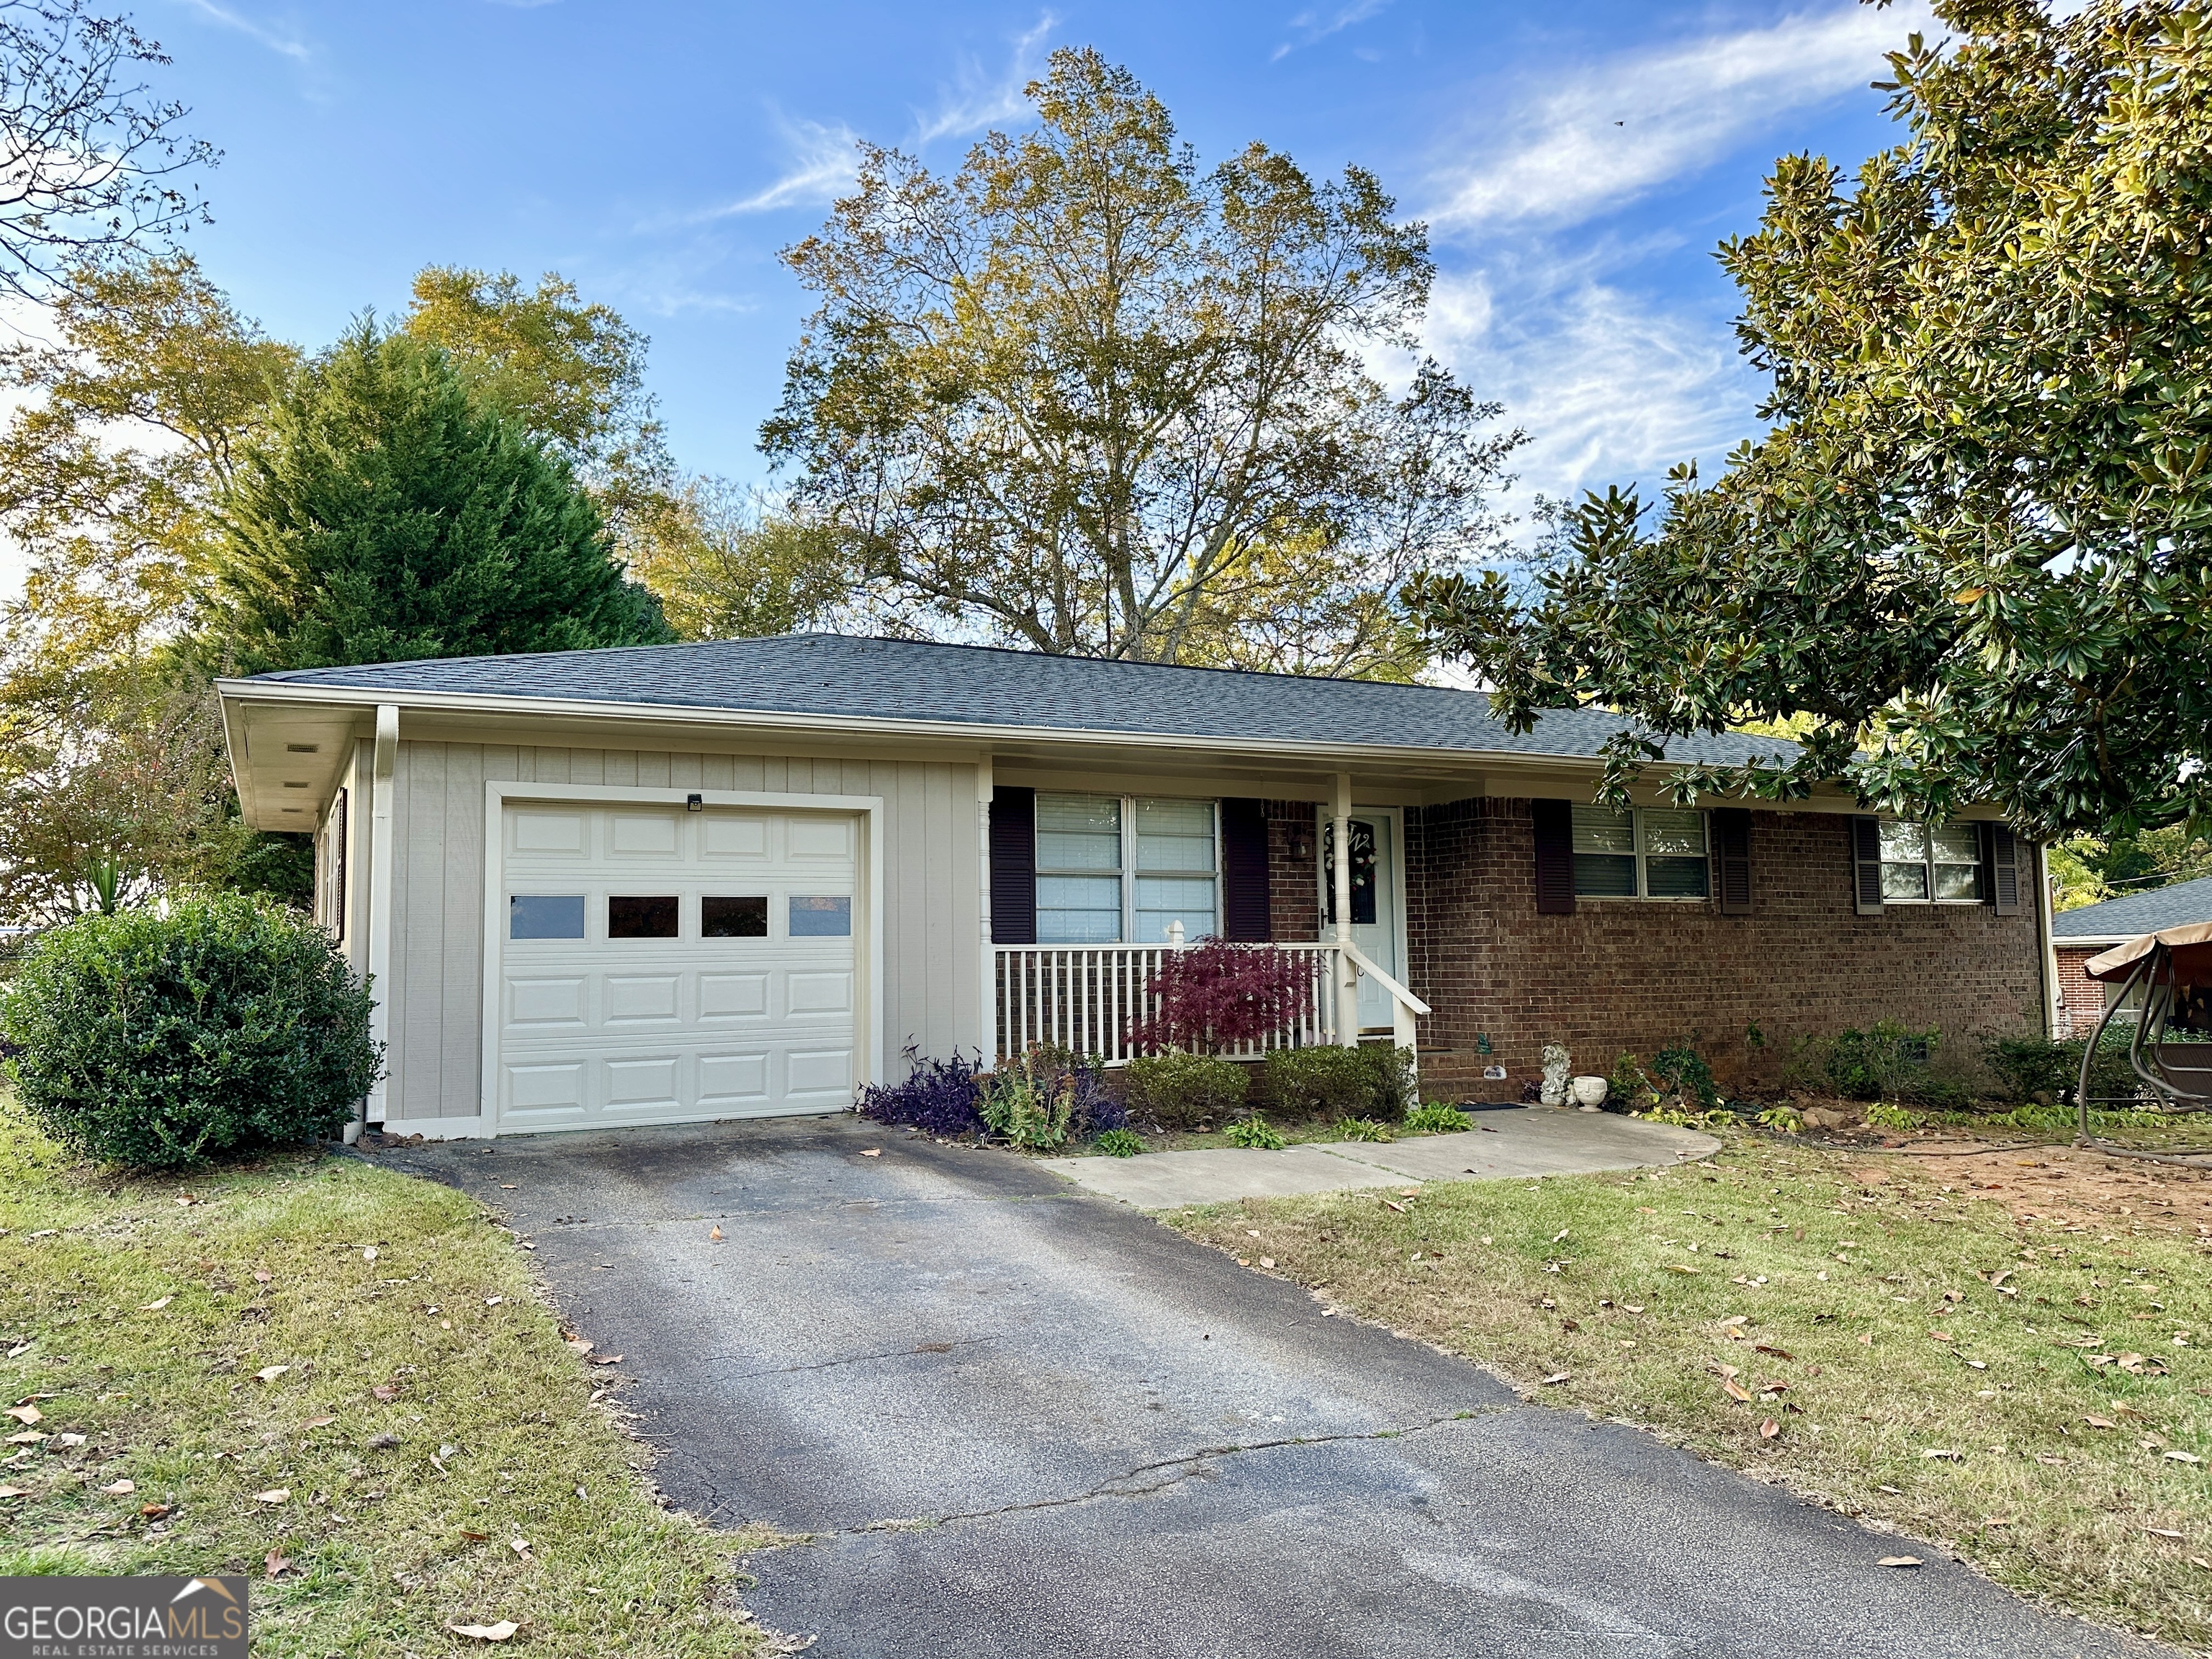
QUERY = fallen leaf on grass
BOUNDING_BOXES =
[1921,1449,1964,1462]
[264,1551,291,1578]
[0,1485,24,1498]
[1381,1200,1408,1213]
[1541,1373,1570,1387]
[253,1488,290,1504]
[2167,1450,2206,1465]
[1259,1256,1276,1269]
[1759,1419,1780,1440]
[302,1416,336,1430]
[362,1247,377,1263]
[1928,1331,1953,1342]
[509,1537,531,1560]
[4,1406,40,1426]
[2084,1416,2116,1429]
[139,1297,171,1312]
[2146,1527,2187,1539]
[139,1502,168,1519]
[448,1621,520,1642]
[55,1434,85,1447]
[1551,1230,1568,1244]
[6,1431,43,1445]
[371,1385,399,1403]
[1753,1344,1794,1360]
[253,1365,289,1384]
[459,1528,489,1542]
[1667,1264,1699,1276]
[252,1270,271,1284]
[1722,1380,1753,1404]
[100,1480,134,1495]
[1877,1556,1923,1569]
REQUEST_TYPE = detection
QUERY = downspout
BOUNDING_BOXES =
[2035,839,2063,1040]
[1334,772,1358,1047]
[358,703,399,1140]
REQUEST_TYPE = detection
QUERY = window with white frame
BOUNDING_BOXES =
[1571,804,1710,899]
[1035,792,1219,944]
[1879,821,1984,902]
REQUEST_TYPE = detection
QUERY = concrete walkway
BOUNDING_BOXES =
[1035,1106,1719,1207]
[379,1117,2161,1659]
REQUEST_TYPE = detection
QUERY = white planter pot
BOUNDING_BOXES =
[1570,1075,1610,1111]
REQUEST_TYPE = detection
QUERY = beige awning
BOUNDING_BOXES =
[2085,921,2212,983]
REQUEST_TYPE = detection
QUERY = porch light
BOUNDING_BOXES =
[685,793,703,811]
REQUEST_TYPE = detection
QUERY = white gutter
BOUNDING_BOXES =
[208,677,1829,787]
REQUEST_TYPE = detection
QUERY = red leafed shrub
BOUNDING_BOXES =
[1124,938,1315,1055]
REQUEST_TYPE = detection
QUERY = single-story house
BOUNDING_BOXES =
[2052,876,2212,1033]
[214,634,2059,1138]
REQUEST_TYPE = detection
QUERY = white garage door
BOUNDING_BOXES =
[493,801,860,1130]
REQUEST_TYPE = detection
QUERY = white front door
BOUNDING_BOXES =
[494,801,859,1131]
[1321,810,1403,1034]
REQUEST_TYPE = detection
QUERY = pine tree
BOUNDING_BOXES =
[201,320,670,675]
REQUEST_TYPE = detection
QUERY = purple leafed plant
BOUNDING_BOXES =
[857,1043,986,1136]
[1124,938,1315,1056]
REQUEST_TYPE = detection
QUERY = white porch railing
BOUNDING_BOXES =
[991,939,1429,1067]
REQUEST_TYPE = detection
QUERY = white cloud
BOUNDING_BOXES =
[170,0,312,62]
[912,13,1056,147]
[699,119,863,219]
[1419,264,1758,540]
[1427,0,1932,233]
[1271,0,1390,63]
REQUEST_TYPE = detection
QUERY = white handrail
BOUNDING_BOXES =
[1340,940,1431,1017]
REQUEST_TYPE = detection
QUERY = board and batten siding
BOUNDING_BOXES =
[382,739,981,1123]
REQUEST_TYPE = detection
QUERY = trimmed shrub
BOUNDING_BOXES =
[858,1046,986,1136]
[1982,1027,2140,1109]
[0,892,380,1169]
[1825,1020,1970,1109]
[1094,1128,1143,1158]
[1650,1041,1719,1112]
[1124,1050,1249,1130]
[1257,1043,1414,1120]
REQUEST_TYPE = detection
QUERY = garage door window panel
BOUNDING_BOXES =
[703,895,769,938]
[790,895,852,938]
[608,895,679,938]
[511,895,586,940]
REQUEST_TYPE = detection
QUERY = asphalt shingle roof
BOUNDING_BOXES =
[2052,874,2212,940]
[251,632,1797,766]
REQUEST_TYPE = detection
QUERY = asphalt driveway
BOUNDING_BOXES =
[382,1117,2164,1659]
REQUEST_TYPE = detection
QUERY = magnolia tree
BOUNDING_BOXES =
[1125,939,1315,1055]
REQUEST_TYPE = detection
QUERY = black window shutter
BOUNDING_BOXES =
[1712,807,1752,916]
[1219,798,1272,942]
[1987,822,2022,915]
[989,786,1036,945]
[1851,815,1885,916]
[1532,799,1575,915]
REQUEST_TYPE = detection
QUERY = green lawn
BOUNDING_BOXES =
[0,1103,773,1657]
[1171,1128,2212,1652]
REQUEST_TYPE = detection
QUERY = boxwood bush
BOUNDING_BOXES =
[0,892,380,1169]
[1257,1043,1414,1120]
[1123,1050,1249,1130]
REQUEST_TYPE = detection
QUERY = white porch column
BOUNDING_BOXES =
[1333,770,1358,1047]
[976,755,995,1062]
[362,703,399,1128]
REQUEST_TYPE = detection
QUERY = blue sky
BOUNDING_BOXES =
[126,0,1928,530]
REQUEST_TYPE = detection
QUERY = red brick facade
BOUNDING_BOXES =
[2054,945,2108,1035]
[1400,799,2045,1100]
[1264,799,1322,944]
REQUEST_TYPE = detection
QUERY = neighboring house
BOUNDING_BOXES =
[2051,876,2212,1033]
[215,634,2054,1139]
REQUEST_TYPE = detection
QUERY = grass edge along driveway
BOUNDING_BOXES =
[0,1104,776,1658]
[1171,1130,2212,1654]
